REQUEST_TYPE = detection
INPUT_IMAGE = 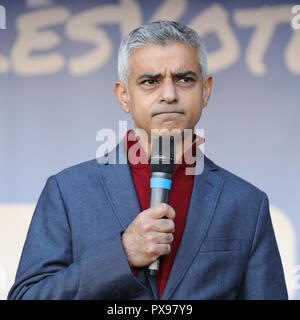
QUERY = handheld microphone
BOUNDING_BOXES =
[148,136,175,276]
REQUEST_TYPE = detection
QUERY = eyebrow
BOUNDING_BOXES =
[136,70,198,83]
[172,70,198,79]
[137,73,162,82]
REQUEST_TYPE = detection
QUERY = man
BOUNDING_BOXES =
[8,21,287,300]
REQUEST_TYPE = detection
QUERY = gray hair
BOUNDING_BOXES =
[118,20,208,91]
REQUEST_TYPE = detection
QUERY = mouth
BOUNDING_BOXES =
[153,112,184,118]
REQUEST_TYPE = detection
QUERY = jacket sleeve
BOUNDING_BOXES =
[237,192,288,300]
[7,176,146,300]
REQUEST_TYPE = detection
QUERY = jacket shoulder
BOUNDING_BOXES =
[51,158,104,186]
[205,156,266,200]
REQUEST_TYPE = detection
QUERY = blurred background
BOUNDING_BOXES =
[0,0,299,299]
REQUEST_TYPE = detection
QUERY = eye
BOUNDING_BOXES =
[178,77,195,83]
[139,79,160,89]
[141,79,157,85]
[176,77,196,87]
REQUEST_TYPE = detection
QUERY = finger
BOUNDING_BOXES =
[158,232,174,244]
[157,243,172,256]
[147,231,174,244]
[154,218,175,233]
[147,203,176,220]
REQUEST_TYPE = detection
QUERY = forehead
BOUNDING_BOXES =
[128,43,200,76]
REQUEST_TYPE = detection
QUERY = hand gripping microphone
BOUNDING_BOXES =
[148,136,176,276]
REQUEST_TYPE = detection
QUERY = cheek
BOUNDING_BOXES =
[128,101,151,128]
[182,92,203,118]
[180,85,203,103]
[129,91,155,119]
[194,108,203,124]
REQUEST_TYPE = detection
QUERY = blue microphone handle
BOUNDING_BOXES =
[148,172,172,276]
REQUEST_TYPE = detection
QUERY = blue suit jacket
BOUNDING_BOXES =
[8,142,288,300]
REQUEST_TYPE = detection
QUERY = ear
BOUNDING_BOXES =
[202,74,213,108]
[114,81,130,113]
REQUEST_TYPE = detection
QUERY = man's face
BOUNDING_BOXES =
[115,42,212,138]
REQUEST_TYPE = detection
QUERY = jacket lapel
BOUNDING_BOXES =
[161,154,224,300]
[97,142,140,230]
[96,141,159,299]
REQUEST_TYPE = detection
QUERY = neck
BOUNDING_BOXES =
[132,128,195,163]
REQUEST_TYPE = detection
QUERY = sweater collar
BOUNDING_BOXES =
[124,129,205,169]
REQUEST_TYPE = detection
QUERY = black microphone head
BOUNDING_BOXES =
[150,136,175,174]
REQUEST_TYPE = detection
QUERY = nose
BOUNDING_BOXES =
[160,78,178,104]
